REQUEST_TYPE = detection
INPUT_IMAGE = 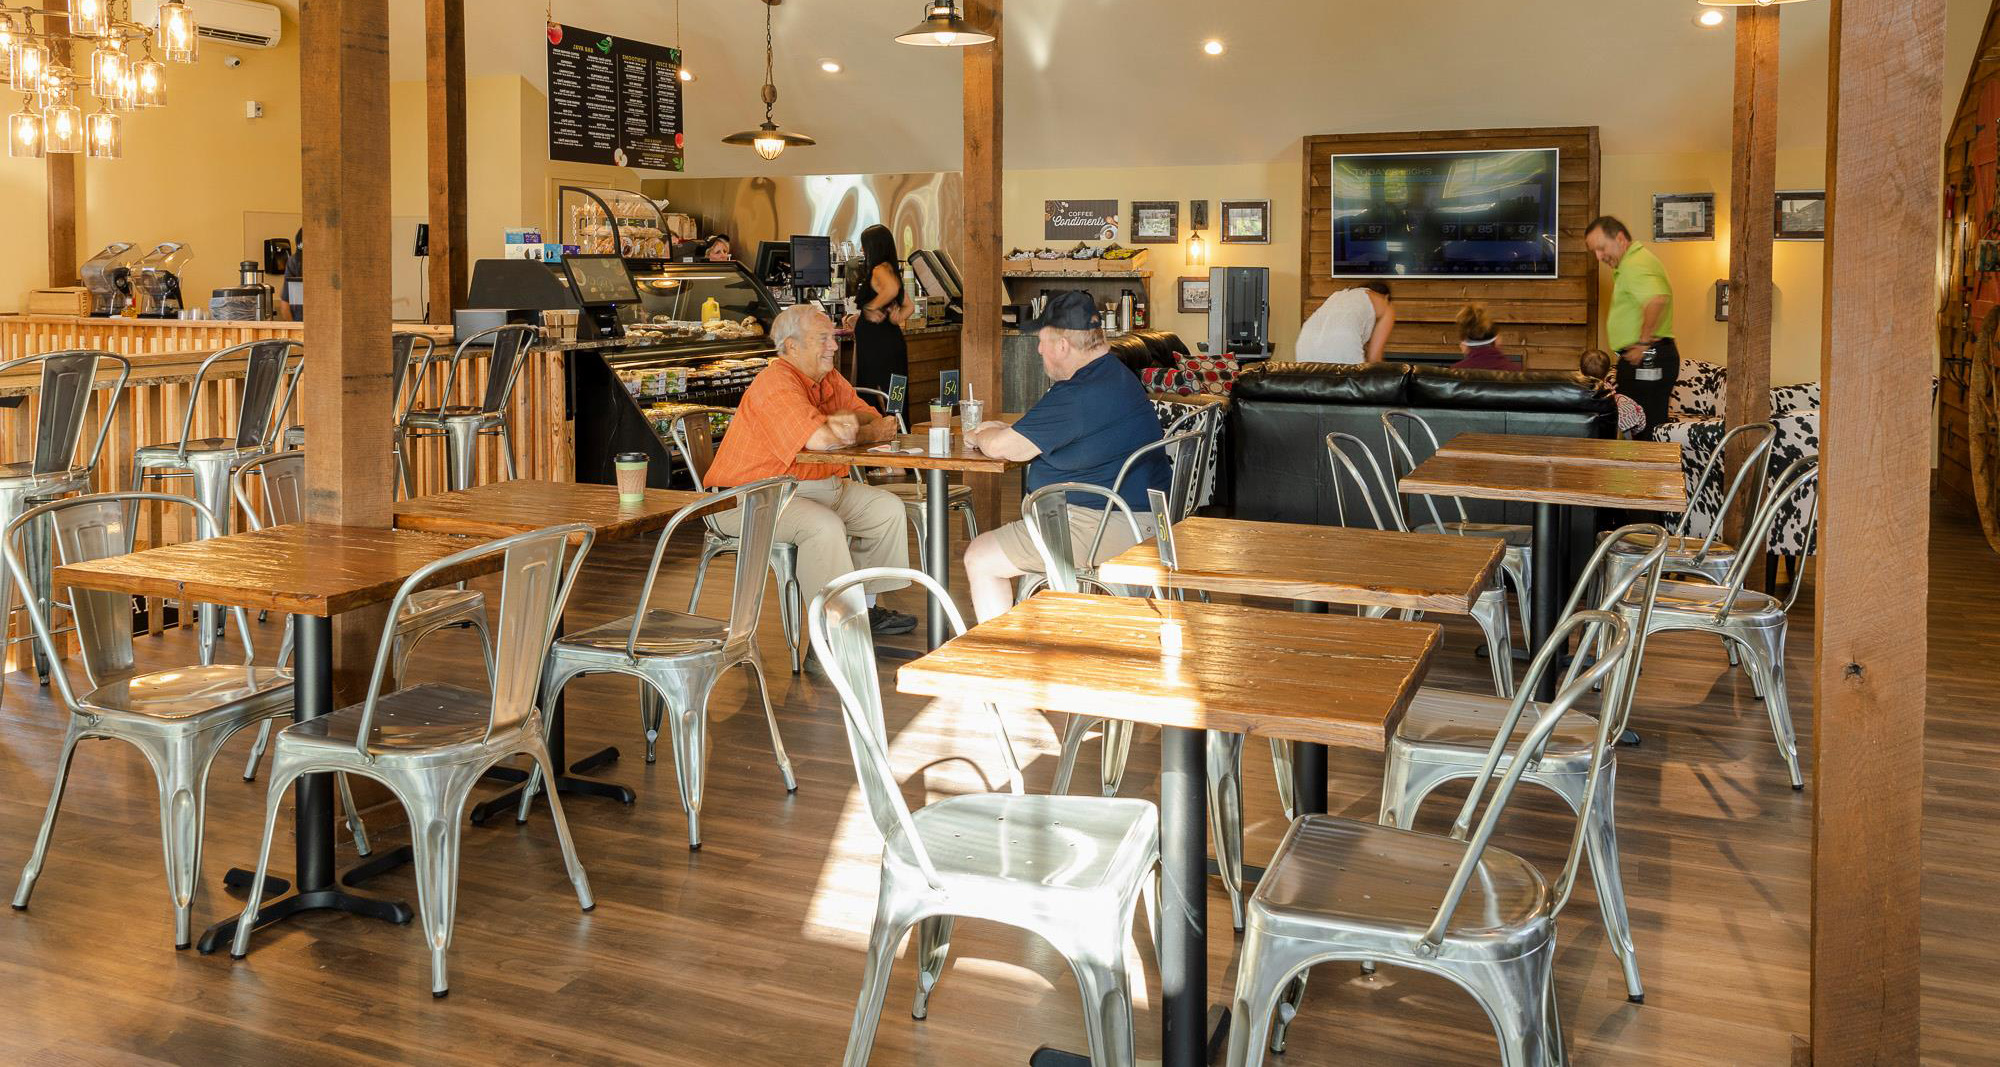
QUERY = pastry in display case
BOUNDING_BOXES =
[558,186,674,259]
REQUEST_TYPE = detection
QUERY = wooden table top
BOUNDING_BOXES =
[794,432,1025,474]
[1401,452,1689,512]
[393,480,710,543]
[898,592,1441,749]
[1435,432,1683,470]
[55,523,497,617]
[1095,516,1502,613]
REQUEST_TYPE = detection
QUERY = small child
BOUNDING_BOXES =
[1581,349,1648,437]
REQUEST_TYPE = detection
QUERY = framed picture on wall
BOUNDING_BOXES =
[1775,190,1826,240]
[1131,201,1179,244]
[1220,200,1271,244]
[1177,276,1212,313]
[1652,193,1715,242]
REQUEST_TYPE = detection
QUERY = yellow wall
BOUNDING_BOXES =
[1598,149,1827,385]
[1001,150,1304,349]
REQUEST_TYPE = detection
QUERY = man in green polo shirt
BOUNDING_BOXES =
[1586,215,1677,428]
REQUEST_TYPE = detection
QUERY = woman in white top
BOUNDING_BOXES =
[1296,280,1395,364]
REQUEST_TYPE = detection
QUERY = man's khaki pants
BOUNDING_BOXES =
[710,476,911,605]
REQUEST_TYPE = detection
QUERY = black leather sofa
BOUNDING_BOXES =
[1229,362,1618,564]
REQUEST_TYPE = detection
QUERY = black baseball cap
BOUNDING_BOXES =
[1023,290,1100,332]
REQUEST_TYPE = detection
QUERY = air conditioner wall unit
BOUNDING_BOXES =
[129,0,284,50]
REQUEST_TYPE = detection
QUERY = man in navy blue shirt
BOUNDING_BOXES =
[963,290,1169,621]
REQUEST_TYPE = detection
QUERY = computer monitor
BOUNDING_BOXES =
[789,235,834,288]
[933,247,965,296]
[753,240,791,286]
[562,254,639,306]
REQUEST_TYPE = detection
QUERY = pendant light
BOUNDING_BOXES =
[894,1,994,47]
[721,1,814,161]
[0,17,16,78]
[8,103,41,158]
[10,41,46,93]
[72,0,113,38]
[85,104,119,158]
[89,42,125,98]
[134,57,165,107]
[44,96,81,153]
[157,0,197,63]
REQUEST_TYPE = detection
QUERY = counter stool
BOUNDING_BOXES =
[0,350,131,690]
[395,325,535,492]
[130,339,301,663]
[278,334,436,500]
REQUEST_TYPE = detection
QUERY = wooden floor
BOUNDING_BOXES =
[0,495,1992,1065]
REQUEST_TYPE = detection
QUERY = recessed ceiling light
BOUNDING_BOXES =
[1695,8,1726,26]
[679,68,695,82]
[1202,39,1225,56]
[819,59,843,73]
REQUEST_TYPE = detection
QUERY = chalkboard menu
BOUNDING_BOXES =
[546,23,685,172]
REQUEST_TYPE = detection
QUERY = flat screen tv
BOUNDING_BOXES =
[1329,148,1559,279]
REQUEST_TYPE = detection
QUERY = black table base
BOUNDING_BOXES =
[1531,503,1564,702]
[197,614,411,955]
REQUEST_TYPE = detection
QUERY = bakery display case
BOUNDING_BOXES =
[558,186,674,259]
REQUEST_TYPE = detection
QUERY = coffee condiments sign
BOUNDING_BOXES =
[547,22,685,171]
[1045,200,1119,241]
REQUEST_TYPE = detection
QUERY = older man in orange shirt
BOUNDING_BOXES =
[704,304,917,634]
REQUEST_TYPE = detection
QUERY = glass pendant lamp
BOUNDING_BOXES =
[44,98,82,153]
[8,104,42,158]
[158,0,197,62]
[85,104,119,158]
[10,42,46,93]
[134,58,164,107]
[72,0,113,37]
[90,43,125,98]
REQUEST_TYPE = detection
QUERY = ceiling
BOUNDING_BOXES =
[268,0,1988,178]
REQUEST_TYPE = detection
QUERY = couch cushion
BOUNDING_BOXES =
[1407,365,1615,414]
[1233,361,1410,405]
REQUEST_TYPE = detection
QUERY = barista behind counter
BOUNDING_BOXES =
[836,318,960,415]
[277,229,303,321]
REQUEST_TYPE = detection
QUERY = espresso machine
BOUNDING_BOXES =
[210,260,274,320]
[130,242,192,318]
[79,242,138,316]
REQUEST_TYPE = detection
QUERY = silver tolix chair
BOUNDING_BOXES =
[533,478,798,849]
[394,324,537,492]
[1017,481,1148,798]
[1369,523,1670,1015]
[668,408,811,673]
[230,523,597,997]
[1382,409,1535,641]
[851,386,978,571]
[4,492,289,948]
[281,332,437,495]
[1618,454,1819,789]
[810,565,1155,1067]
[1599,421,1775,605]
[0,349,131,688]
[231,450,496,854]
[132,338,302,663]
[1226,608,1637,1067]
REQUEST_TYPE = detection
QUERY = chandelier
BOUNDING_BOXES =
[3,0,194,160]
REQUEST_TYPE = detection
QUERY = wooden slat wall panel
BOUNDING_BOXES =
[1300,127,1601,371]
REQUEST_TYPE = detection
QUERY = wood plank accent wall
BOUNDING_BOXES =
[1301,127,1600,371]
[1936,0,2000,544]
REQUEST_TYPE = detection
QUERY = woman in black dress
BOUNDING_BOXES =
[848,224,913,395]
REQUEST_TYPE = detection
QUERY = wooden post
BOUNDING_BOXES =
[1811,0,1940,1060]
[1725,5,1777,552]
[961,0,1003,527]
[300,0,393,528]
[46,0,77,287]
[424,0,468,325]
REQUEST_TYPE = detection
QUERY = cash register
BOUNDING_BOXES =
[562,254,638,340]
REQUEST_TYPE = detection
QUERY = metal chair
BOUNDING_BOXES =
[1018,428,1204,603]
[230,522,597,996]
[394,324,536,492]
[1617,454,1819,789]
[853,386,978,570]
[1367,523,1669,1019]
[231,451,496,855]
[4,492,287,948]
[1018,482,1148,798]
[1600,421,1775,600]
[131,339,302,663]
[668,408,809,673]
[0,349,130,688]
[533,478,799,849]
[1226,609,1636,1067]
[809,565,1156,1067]
[1163,401,1225,510]
[1381,410,1535,640]
[279,332,437,498]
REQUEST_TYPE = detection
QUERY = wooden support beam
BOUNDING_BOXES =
[960,0,1004,527]
[1810,0,1941,1061]
[424,0,468,325]
[301,0,392,527]
[1725,5,1778,553]
[46,0,77,287]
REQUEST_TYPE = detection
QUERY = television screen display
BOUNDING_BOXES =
[1329,148,1559,279]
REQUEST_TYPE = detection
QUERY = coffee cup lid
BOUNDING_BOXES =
[614,452,647,463]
